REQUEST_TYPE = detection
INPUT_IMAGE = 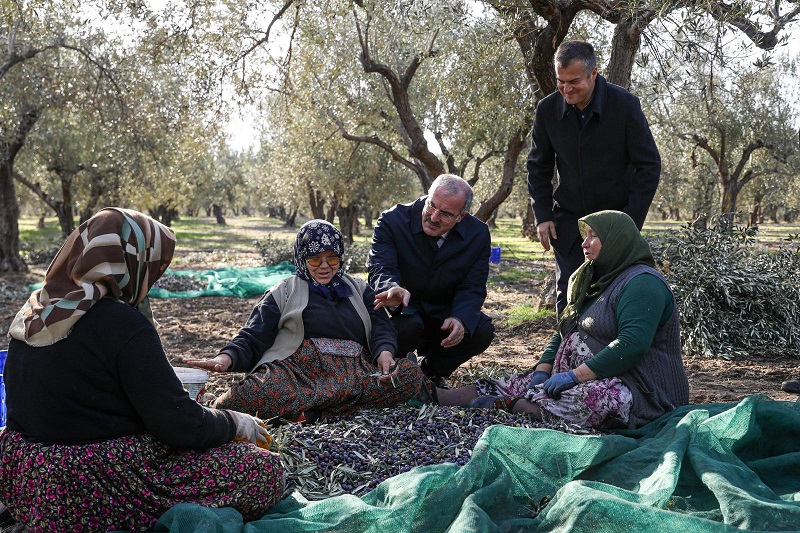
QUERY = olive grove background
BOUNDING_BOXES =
[1,0,799,272]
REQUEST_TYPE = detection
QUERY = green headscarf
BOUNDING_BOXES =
[558,210,655,335]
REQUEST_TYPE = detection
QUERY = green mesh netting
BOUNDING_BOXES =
[147,263,294,299]
[27,264,295,299]
[151,395,800,532]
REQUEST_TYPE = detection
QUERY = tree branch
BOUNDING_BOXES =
[13,170,59,212]
[232,0,297,64]
[434,131,457,174]
[326,110,419,174]
[732,139,771,181]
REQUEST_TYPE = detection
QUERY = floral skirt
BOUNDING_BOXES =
[475,331,633,428]
[0,430,284,532]
[214,338,423,421]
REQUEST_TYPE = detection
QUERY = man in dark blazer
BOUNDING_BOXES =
[527,40,661,315]
[368,174,495,388]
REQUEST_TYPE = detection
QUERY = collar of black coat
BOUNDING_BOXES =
[557,73,607,120]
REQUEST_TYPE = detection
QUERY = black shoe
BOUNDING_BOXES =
[781,379,800,394]
[413,353,450,389]
[302,409,322,424]
[429,374,450,390]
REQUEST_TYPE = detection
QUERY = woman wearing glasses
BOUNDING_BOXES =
[185,220,424,422]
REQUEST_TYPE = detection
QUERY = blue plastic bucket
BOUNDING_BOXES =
[0,349,7,427]
[490,246,501,264]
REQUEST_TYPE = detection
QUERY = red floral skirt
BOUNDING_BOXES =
[0,430,284,532]
[214,338,422,421]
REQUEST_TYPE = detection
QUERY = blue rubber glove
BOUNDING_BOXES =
[542,370,579,400]
[528,370,551,389]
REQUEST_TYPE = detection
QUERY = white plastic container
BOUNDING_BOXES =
[173,367,209,402]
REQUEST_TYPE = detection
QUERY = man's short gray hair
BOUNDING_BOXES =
[428,174,473,213]
[555,41,597,75]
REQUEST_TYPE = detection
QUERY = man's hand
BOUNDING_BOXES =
[182,353,232,373]
[440,317,465,348]
[375,351,398,383]
[374,286,410,310]
[536,221,557,252]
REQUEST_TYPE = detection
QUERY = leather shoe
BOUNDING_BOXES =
[781,379,800,394]
[429,374,449,390]
[412,352,450,389]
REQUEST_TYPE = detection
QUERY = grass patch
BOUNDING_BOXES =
[19,218,63,249]
[489,218,541,259]
[504,302,554,327]
[489,267,545,285]
[171,216,290,251]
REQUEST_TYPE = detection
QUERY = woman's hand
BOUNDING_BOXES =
[375,351,398,383]
[527,363,553,389]
[225,410,272,449]
[542,370,579,400]
[182,353,232,373]
[528,370,551,389]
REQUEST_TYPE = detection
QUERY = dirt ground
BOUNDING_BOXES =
[1,250,798,406]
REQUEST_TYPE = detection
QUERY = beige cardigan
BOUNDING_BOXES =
[249,274,372,372]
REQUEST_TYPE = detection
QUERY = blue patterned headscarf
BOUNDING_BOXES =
[294,220,351,301]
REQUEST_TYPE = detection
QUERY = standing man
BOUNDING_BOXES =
[527,40,661,315]
[368,174,495,388]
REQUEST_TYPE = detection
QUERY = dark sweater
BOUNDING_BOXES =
[5,299,235,447]
[221,284,397,373]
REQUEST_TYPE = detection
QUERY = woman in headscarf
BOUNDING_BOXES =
[186,219,424,422]
[435,210,689,429]
[0,208,284,532]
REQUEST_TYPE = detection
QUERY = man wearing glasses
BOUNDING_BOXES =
[368,174,495,389]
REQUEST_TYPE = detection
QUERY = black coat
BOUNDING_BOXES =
[526,75,660,251]
[367,197,491,335]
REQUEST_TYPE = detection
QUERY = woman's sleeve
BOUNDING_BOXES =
[536,331,562,366]
[117,324,236,449]
[362,282,398,361]
[585,274,674,378]
[218,292,282,372]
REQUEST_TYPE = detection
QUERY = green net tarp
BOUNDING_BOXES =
[27,264,295,299]
[147,263,294,299]
[152,395,800,532]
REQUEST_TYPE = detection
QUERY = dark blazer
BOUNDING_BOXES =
[526,75,660,251]
[367,197,491,335]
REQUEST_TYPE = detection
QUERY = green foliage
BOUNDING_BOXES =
[254,234,295,266]
[649,223,800,359]
[18,220,64,265]
[19,239,63,266]
[343,241,370,274]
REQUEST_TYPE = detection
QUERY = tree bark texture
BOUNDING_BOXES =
[0,107,39,272]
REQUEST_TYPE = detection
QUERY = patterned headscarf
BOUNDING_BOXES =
[294,219,351,301]
[8,208,176,347]
[558,210,655,335]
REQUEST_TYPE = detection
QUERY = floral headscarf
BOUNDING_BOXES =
[558,210,655,335]
[8,208,176,346]
[294,219,351,301]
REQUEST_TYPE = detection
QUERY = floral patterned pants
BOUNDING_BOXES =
[214,338,423,421]
[475,331,632,428]
[0,430,284,532]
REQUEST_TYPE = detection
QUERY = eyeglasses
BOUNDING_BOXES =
[424,199,461,221]
[306,255,341,267]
